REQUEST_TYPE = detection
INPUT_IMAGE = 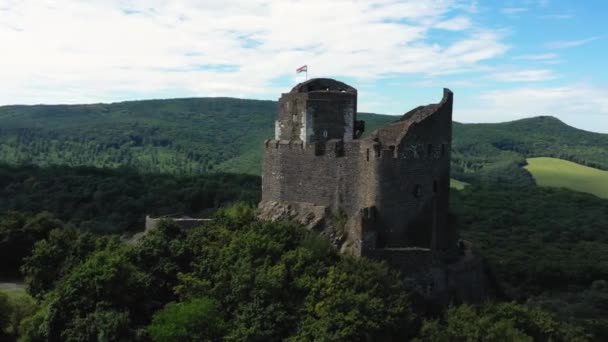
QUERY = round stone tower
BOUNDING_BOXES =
[275,78,359,143]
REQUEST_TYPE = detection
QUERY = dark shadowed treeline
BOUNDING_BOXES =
[0,164,260,233]
[451,185,608,337]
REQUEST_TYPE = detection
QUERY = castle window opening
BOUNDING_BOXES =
[366,148,370,161]
[433,180,438,194]
[441,143,446,156]
[427,144,433,157]
[413,184,422,198]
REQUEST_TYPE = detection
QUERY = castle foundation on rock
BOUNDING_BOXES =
[258,78,486,302]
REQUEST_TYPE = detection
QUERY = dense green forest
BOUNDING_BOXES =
[452,185,608,338]
[2,98,606,184]
[0,163,259,233]
[0,208,592,341]
[0,98,391,175]
[1,165,607,339]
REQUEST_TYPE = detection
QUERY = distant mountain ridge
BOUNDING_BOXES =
[1,98,606,184]
[452,116,608,185]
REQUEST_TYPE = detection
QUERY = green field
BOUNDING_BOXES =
[525,157,608,199]
[450,178,468,190]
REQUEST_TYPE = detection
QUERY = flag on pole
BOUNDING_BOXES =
[296,65,308,73]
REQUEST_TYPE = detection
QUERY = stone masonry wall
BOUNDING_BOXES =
[369,89,454,251]
[262,88,454,255]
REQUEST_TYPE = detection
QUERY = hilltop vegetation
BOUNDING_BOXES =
[2,98,606,186]
[525,157,608,199]
[0,208,591,341]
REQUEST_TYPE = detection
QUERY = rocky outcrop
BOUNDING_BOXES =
[257,201,348,249]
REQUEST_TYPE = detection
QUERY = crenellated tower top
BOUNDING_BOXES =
[274,78,363,143]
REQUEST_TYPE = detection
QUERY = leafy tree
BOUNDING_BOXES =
[21,227,120,299]
[41,250,148,341]
[147,298,225,342]
[415,302,589,342]
[62,305,132,342]
[0,211,62,277]
[0,291,11,339]
[128,220,191,309]
[290,256,414,342]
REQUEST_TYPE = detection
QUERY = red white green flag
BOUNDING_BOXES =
[296,65,307,73]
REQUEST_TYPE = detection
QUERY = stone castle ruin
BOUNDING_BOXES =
[259,78,485,301]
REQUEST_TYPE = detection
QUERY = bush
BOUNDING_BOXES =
[147,298,225,342]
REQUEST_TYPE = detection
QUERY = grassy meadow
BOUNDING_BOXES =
[525,157,608,199]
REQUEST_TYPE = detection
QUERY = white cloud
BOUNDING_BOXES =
[459,84,608,133]
[546,37,599,49]
[513,53,558,60]
[0,0,508,105]
[490,69,556,82]
[434,16,472,31]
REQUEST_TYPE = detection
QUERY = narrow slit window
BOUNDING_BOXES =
[433,180,438,193]
[366,148,370,161]
[413,184,421,198]
[441,143,446,156]
[427,144,433,157]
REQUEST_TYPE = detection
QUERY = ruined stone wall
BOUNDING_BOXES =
[369,90,454,251]
[365,247,434,274]
[263,89,454,254]
[260,81,486,302]
[144,216,213,232]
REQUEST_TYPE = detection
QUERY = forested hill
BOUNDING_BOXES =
[0,98,280,175]
[1,98,607,182]
[0,98,393,175]
[452,116,608,185]
[454,116,608,170]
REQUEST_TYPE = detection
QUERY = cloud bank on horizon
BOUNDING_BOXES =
[0,0,606,132]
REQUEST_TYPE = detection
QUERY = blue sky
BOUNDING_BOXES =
[0,0,606,132]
